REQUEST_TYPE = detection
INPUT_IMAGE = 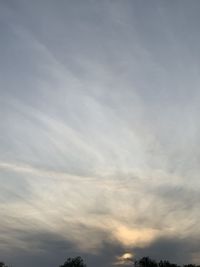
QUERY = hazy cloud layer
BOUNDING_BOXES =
[1,1,200,266]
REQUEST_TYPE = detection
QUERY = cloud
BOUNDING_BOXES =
[1,159,200,261]
[114,225,159,247]
[133,236,200,265]
[1,1,200,266]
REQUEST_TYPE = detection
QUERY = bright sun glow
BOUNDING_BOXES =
[122,253,134,260]
[115,252,134,266]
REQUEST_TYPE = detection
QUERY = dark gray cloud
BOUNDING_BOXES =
[1,226,124,267]
[2,231,77,267]
[4,229,200,267]
[133,236,200,265]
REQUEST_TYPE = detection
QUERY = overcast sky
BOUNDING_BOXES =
[1,1,200,267]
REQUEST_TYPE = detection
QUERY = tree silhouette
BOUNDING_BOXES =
[59,256,86,267]
[159,260,179,267]
[134,257,182,267]
[138,257,158,267]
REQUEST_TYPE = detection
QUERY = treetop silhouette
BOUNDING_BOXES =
[59,256,86,267]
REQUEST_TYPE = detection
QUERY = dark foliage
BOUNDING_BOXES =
[59,256,86,267]
[134,257,200,267]
[136,257,158,267]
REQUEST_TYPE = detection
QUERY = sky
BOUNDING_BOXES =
[1,1,200,267]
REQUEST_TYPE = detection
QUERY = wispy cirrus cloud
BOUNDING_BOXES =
[1,1,200,266]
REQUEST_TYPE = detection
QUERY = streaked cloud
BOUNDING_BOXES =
[1,1,200,267]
